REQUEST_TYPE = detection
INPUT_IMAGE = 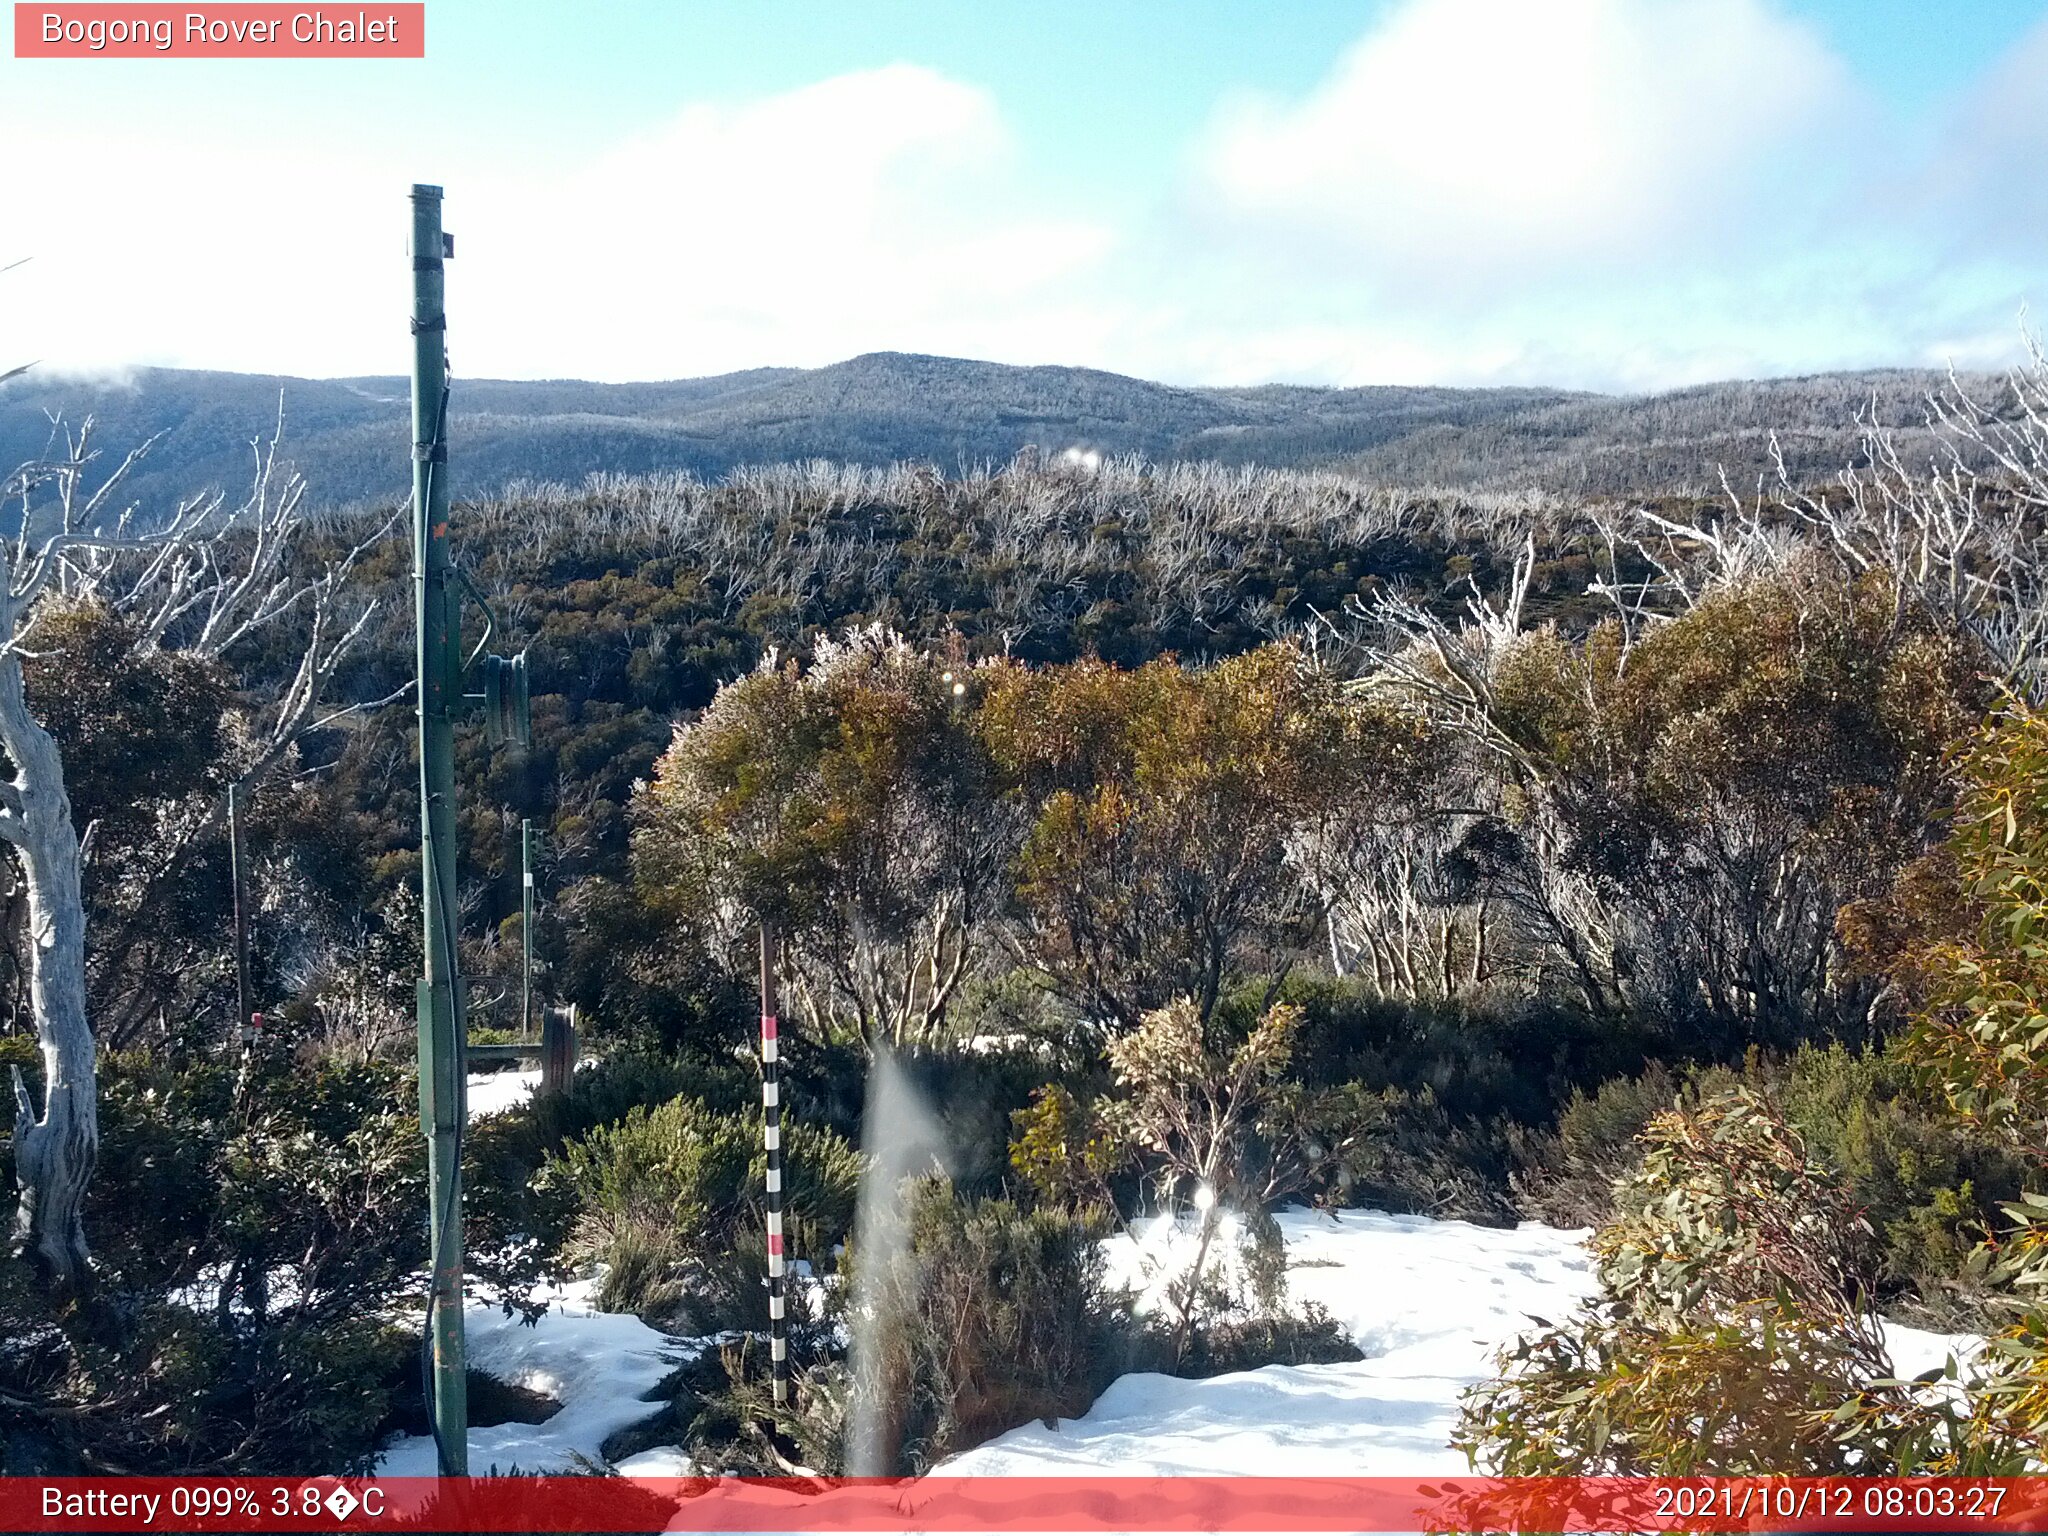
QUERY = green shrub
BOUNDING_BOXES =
[463,1050,734,1307]
[1458,1088,1981,1476]
[1855,702,2048,1465]
[548,1095,863,1329]
[1223,974,1648,1125]
[840,1180,1135,1473]
[946,970,1093,1069]
[1298,1082,1519,1224]
[85,1048,237,1290]
[1512,1047,2027,1312]
[553,874,754,1060]
[899,1045,1067,1195]
[539,1048,752,1139]
[108,1306,412,1475]
[778,1031,869,1138]
[1009,1083,1120,1213]
[1204,976,1648,1227]
[1779,1044,2026,1315]
[1512,1062,1692,1227]
[1,1047,428,1474]
[1007,1015,1522,1227]
[463,1048,751,1262]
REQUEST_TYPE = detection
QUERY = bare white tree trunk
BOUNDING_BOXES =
[0,404,386,1288]
[0,655,95,1287]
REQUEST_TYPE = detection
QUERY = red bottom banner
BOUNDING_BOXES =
[7,1474,2048,1534]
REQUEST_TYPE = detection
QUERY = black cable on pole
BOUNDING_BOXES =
[415,372,464,1480]
[421,786,466,1478]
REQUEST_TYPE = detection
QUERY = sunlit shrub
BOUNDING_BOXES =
[548,1095,862,1328]
[840,1180,1131,1473]
[1458,1088,1977,1474]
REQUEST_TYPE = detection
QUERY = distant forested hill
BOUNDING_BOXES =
[0,350,1979,510]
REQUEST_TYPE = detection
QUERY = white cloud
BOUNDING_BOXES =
[5,10,2048,396]
[1101,0,2048,392]
[1911,12,2048,261]
[0,64,1116,381]
[1195,0,1855,291]
[459,67,1115,377]
[0,127,431,378]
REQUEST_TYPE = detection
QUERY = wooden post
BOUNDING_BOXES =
[759,917,789,1409]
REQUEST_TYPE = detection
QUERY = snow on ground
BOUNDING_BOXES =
[465,1067,542,1121]
[1885,1321,1978,1379]
[376,1277,694,1476]
[943,1207,1598,1476]
[466,1058,597,1121]
[944,1207,1985,1476]
[375,1204,1986,1480]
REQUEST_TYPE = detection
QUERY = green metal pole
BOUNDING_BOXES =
[410,182,468,1476]
[521,817,535,1039]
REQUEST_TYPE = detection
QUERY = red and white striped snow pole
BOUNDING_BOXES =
[759,918,790,1409]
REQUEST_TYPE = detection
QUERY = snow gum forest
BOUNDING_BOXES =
[9,354,2048,1479]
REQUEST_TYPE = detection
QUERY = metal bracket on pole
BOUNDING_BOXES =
[453,567,530,747]
[480,652,531,747]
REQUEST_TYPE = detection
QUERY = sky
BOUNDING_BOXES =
[3,0,2047,392]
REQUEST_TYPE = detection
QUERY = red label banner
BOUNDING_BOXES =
[3,1475,2047,1533]
[14,4,424,57]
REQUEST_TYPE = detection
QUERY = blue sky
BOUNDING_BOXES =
[5,0,2047,390]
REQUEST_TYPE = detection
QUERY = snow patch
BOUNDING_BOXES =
[943,1206,1597,1476]
[465,1067,544,1121]
[376,1277,691,1476]
[614,1444,699,1476]
[466,1057,597,1122]
[946,1208,1982,1477]
[373,1205,1984,1481]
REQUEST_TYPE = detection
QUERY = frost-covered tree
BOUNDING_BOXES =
[4,417,382,1286]
[1352,546,1980,1048]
